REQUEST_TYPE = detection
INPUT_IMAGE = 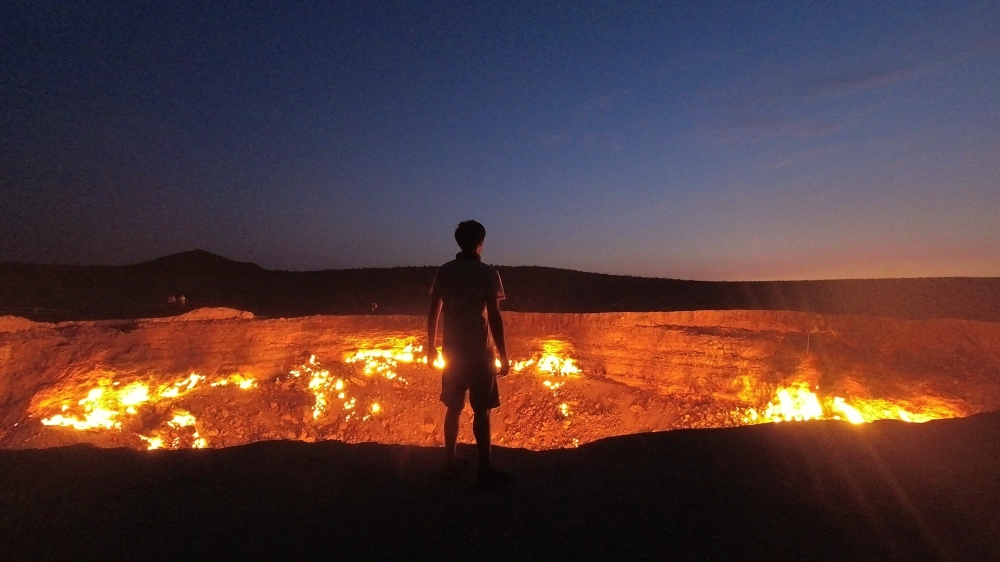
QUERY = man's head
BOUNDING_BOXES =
[455,220,486,253]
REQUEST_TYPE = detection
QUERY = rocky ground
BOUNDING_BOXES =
[1,411,998,561]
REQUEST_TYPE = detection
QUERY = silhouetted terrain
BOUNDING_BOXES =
[2,412,998,560]
[2,249,999,322]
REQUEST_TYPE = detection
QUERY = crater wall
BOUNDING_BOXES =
[2,309,999,450]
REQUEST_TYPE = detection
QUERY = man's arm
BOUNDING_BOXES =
[486,298,509,377]
[426,295,443,367]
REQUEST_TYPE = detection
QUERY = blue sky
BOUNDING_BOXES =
[2,1,998,279]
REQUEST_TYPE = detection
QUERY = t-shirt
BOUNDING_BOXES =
[430,253,505,366]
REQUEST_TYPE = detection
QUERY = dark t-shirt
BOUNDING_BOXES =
[430,253,505,366]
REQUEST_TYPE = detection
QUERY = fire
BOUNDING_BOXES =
[210,374,257,389]
[26,335,967,454]
[290,355,337,419]
[761,383,825,422]
[139,435,164,450]
[512,340,582,378]
[345,343,421,380]
[745,382,963,425]
[38,371,258,448]
[508,340,582,418]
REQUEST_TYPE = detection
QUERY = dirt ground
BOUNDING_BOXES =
[2,411,999,561]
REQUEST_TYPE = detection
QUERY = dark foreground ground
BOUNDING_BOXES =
[2,413,999,561]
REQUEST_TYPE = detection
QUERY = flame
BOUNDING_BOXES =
[168,410,196,428]
[763,382,825,422]
[830,397,865,424]
[29,336,968,454]
[345,342,422,380]
[160,374,205,398]
[210,374,257,389]
[506,340,582,418]
[746,382,962,425]
[290,355,335,419]
[511,340,582,379]
[119,383,150,407]
[39,371,258,448]
[139,435,164,450]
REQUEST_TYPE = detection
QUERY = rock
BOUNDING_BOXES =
[146,307,254,322]
[0,316,41,333]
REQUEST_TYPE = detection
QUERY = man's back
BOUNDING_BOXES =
[427,220,511,487]
[430,255,505,366]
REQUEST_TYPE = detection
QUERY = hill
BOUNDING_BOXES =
[1,249,999,321]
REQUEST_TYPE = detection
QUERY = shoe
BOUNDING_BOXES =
[475,467,512,490]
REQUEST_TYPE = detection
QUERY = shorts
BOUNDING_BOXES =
[440,359,501,411]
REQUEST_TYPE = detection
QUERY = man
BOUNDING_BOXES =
[427,220,511,487]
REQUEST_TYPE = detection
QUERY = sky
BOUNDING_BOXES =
[2,0,998,280]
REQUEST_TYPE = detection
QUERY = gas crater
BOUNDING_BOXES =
[2,308,998,451]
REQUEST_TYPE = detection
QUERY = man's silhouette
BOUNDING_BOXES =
[427,220,511,488]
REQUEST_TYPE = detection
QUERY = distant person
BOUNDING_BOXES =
[371,302,378,315]
[427,220,511,488]
[168,296,177,304]
[178,295,187,307]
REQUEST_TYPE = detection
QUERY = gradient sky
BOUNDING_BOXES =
[2,1,998,280]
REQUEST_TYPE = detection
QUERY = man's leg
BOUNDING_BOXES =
[472,408,491,472]
[444,406,463,465]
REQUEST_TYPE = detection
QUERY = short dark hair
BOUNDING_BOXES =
[455,220,486,252]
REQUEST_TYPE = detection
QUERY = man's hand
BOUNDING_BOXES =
[497,356,510,378]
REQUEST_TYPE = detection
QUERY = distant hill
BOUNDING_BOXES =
[1,249,999,322]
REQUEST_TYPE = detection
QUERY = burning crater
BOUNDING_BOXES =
[2,309,999,451]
